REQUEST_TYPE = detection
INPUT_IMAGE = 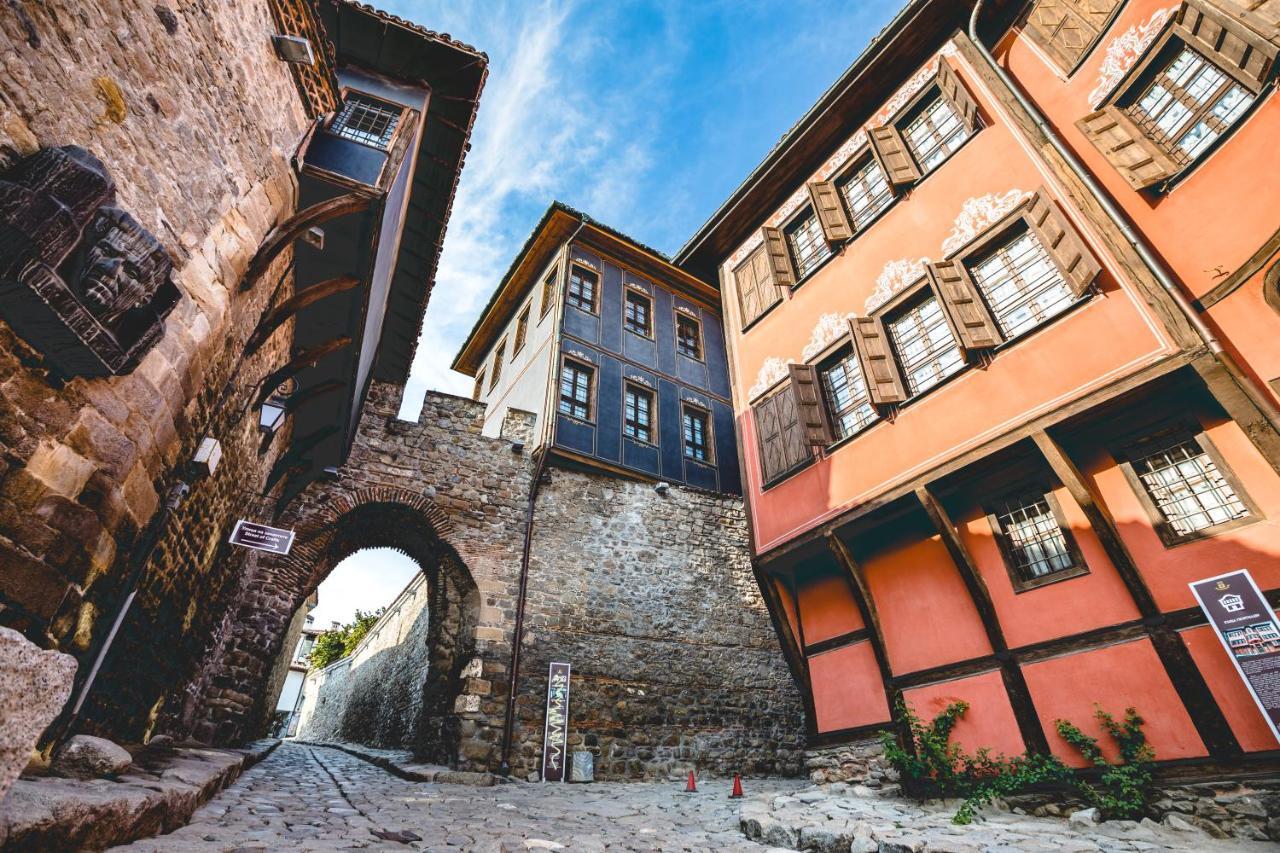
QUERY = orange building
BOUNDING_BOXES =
[677,0,1280,771]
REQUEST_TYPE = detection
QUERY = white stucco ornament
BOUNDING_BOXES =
[940,189,1032,256]
[866,257,930,313]
[748,357,794,400]
[802,312,857,361]
[1088,6,1179,108]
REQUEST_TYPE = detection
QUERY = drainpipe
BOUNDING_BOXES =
[968,1,1280,431]
[498,214,589,777]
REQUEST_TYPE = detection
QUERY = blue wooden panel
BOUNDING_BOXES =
[556,414,595,456]
[701,310,732,399]
[622,437,661,476]
[676,352,707,387]
[654,288,677,377]
[563,305,598,343]
[599,261,623,355]
[684,459,717,491]
[657,379,684,480]
[596,356,623,463]
[712,400,742,495]
[622,330,655,365]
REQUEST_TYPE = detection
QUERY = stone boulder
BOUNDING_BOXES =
[51,735,131,779]
[0,628,77,802]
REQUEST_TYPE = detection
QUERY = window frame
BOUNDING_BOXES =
[623,287,654,339]
[891,83,978,182]
[681,402,714,464]
[326,88,408,151]
[833,148,899,239]
[1113,421,1262,547]
[540,267,559,319]
[780,204,835,286]
[566,263,599,315]
[513,304,531,355]
[472,368,485,401]
[985,484,1090,593]
[1020,0,1125,77]
[557,356,596,424]
[815,342,879,446]
[623,381,657,446]
[874,276,969,402]
[489,336,507,391]
[675,311,704,361]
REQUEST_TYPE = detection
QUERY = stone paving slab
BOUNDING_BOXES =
[0,739,279,850]
[293,740,499,786]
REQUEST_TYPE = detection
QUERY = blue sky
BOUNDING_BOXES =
[323,0,904,625]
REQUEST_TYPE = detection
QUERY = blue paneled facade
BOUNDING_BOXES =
[552,244,741,495]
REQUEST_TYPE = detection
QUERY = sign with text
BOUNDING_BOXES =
[541,661,571,782]
[1190,569,1280,745]
[228,519,295,556]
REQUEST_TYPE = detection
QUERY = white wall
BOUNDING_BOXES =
[276,668,305,713]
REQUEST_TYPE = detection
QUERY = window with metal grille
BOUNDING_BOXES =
[886,294,964,395]
[968,228,1075,339]
[558,360,592,420]
[624,384,654,443]
[676,314,702,359]
[489,337,506,390]
[1128,47,1254,167]
[1130,432,1250,537]
[513,306,530,354]
[837,158,895,232]
[683,406,710,461]
[540,269,558,317]
[784,208,831,279]
[818,347,877,440]
[625,290,652,337]
[992,492,1077,582]
[567,265,597,313]
[902,94,970,172]
[331,93,402,149]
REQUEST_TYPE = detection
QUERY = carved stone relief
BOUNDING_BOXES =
[0,146,179,377]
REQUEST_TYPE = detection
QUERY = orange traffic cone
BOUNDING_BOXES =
[684,770,697,793]
[729,774,743,798]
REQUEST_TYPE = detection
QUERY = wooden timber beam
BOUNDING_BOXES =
[753,562,812,696]
[1190,352,1280,478]
[252,336,351,411]
[1032,429,1242,759]
[239,193,372,292]
[264,425,339,494]
[915,486,1050,755]
[244,275,361,356]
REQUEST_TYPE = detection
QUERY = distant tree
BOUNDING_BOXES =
[306,608,386,669]
[342,609,382,656]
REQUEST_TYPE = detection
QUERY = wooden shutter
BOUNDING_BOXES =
[735,247,782,328]
[1023,190,1103,296]
[806,180,853,243]
[926,261,1001,353]
[1076,107,1181,190]
[1024,0,1118,70]
[936,59,980,131]
[1216,0,1280,45]
[1180,0,1279,92]
[849,316,908,405]
[787,363,836,446]
[868,125,922,188]
[760,226,796,289]
[753,386,809,483]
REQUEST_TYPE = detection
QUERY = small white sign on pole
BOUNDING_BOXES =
[228,519,296,555]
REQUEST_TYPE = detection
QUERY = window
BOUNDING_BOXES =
[1122,429,1255,543]
[837,157,895,232]
[989,491,1085,589]
[473,369,485,401]
[330,93,402,149]
[902,93,970,172]
[1023,0,1123,73]
[683,406,711,462]
[625,290,652,337]
[567,265,597,313]
[513,306,530,354]
[886,293,964,395]
[558,360,593,421]
[624,384,654,443]
[754,385,811,484]
[1127,46,1255,167]
[784,208,831,280]
[489,337,506,390]
[968,228,1075,339]
[818,348,878,440]
[734,247,782,329]
[540,269,558,317]
[676,313,702,360]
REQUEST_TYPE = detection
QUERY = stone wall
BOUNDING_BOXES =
[0,0,309,743]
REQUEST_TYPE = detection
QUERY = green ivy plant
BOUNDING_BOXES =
[1055,706,1155,820]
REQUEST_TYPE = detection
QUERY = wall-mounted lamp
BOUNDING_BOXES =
[511,441,525,455]
[654,481,670,496]
[259,397,288,434]
[271,34,315,65]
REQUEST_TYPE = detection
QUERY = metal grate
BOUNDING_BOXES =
[819,349,877,439]
[969,230,1075,338]
[683,407,709,461]
[994,493,1075,581]
[1129,47,1253,166]
[568,266,597,312]
[558,362,592,420]
[785,208,831,279]
[677,315,702,359]
[838,158,895,231]
[887,294,964,395]
[1131,433,1248,535]
[624,385,653,443]
[903,94,969,172]
[331,94,401,149]
[625,290,651,336]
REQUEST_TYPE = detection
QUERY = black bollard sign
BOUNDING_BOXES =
[228,519,296,555]
[541,661,571,782]
[1190,569,1280,745]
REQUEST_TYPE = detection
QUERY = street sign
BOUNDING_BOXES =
[1190,568,1280,745]
[229,519,295,555]
[541,661,571,782]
